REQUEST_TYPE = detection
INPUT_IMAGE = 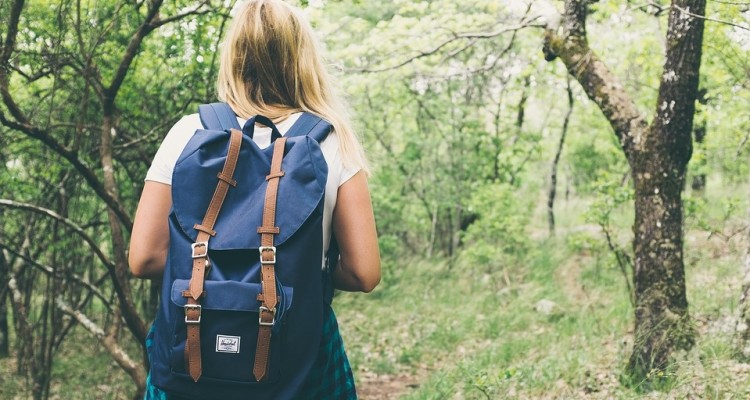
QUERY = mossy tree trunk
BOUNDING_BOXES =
[543,0,706,380]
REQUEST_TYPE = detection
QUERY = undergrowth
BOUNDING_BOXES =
[2,184,749,399]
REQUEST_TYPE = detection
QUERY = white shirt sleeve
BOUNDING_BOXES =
[320,131,361,187]
[145,114,202,185]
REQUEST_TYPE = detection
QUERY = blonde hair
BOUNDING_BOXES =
[218,0,368,173]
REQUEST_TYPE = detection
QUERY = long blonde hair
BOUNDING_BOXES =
[218,0,368,172]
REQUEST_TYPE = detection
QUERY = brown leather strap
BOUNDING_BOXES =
[185,297,202,382]
[184,128,243,382]
[188,129,243,300]
[253,137,286,382]
[193,224,217,237]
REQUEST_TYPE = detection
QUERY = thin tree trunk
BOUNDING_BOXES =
[0,291,8,358]
[735,165,750,358]
[0,223,9,358]
[100,111,147,396]
[508,76,530,186]
[548,79,574,235]
[691,115,707,191]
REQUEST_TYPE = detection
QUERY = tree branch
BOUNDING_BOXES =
[0,0,24,75]
[56,297,145,388]
[0,242,111,309]
[0,199,115,270]
[672,3,749,32]
[352,19,542,74]
[148,0,214,30]
[649,0,707,166]
[0,113,134,231]
[103,0,164,107]
[543,0,647,157]
[0,0,32,124]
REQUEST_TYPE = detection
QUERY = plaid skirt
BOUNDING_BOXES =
[144,303,356,400]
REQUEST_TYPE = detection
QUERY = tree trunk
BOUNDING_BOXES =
[629,0,704,376]
[548,79,574,235]
[691,116,707,191]
[543,0,706,381]
[735,165,750,358]
[630,145,694,374]
[100,110,147,394]
[0,293,8,358]
[0,237,9,358]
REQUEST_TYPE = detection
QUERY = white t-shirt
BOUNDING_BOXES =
[146,112,360,258]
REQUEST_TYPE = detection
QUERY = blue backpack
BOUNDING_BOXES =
[149,103,336,399]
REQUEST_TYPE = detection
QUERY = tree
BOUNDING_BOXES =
[317,1,547,263]
[0,1,229,398]
[543,0,706,380]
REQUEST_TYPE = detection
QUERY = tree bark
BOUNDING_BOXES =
[544,0,705,380]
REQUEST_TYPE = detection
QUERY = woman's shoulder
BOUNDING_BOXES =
[157,114,202,151]
[173,113,202,132]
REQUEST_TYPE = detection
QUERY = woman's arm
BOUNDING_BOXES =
[129,181,172,279]
[331,171,381,292]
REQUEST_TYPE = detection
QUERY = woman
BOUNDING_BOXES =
[129,0,380,398]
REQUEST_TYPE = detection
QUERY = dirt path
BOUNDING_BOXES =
[557,255,588,303]
[357,370,425,399]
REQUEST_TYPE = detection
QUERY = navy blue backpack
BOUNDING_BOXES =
[150,103,336,399]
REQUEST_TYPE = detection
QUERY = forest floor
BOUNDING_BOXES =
[337,227,750,399]
[357,370,424,399]
[4,196,750,399]
[5,230,750,399]
[334,185,750,399]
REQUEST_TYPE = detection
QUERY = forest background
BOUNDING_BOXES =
[1,0,750,398]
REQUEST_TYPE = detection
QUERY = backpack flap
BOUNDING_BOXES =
[170,279,293,332]
[171,129,328,251]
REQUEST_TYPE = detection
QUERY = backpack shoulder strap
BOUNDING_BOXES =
[285,112,332,142]
[198,103,241,131]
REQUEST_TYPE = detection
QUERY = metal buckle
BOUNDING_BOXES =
[184,304,202,324]
[259,246,276,265]
[191,242,208,259]
[258,306,276,326]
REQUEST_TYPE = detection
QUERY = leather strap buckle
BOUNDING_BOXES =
[259,246,276,264]
[184,304,202,324]
[258,306,276,326]
[191,242,208,259]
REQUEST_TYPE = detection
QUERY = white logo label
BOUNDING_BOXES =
[216,335,241,353]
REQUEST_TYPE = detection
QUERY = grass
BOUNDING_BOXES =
[0,321,139,399]
[3,185,749,399]
[334,185,750,399]
[341,250,750,399]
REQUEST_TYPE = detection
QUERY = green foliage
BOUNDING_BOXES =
[2,0,750,397]
[461,183,532,269]
[314,0,551,256]
[1,1,234,397]
[585,171,634,230]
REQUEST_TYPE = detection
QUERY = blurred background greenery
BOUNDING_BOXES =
[1,0,749,398]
